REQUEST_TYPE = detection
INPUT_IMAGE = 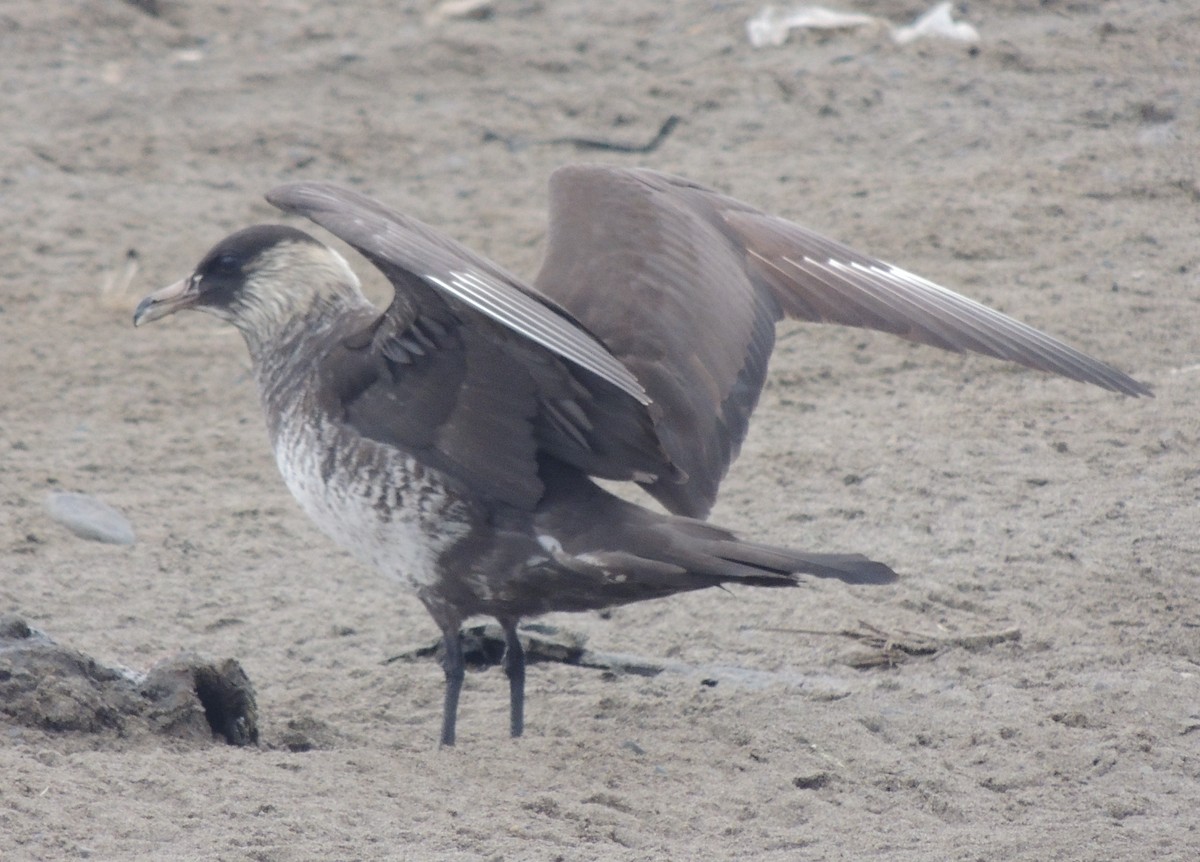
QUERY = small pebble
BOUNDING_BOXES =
[793,772,832,790]
[45,492,136,545]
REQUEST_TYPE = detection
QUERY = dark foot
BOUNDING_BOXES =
[439,629,465,747]
[501,620,525,738]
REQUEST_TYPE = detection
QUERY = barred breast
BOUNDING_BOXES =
[270,406,475,594]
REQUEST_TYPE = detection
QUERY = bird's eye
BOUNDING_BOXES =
[210,254,241,276]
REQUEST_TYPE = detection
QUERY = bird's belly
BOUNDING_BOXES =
[273,426,473,593]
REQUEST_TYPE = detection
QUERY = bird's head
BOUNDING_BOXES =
[133,225,363,344]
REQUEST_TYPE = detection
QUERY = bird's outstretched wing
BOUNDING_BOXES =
[267,182,649,404]
[268,181,680,511]
[534,165,1151,517]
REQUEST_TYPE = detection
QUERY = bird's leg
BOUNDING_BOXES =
[439,626,465,748]
[499,618,525,738]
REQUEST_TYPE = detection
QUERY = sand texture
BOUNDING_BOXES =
[1,1,1197,859]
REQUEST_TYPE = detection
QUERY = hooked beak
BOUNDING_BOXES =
[133,278,198,326]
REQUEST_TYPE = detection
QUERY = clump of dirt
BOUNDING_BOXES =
[0,615,257,746]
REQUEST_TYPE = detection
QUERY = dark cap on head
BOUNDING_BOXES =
[133,225,321,326]
[189,225,319,306]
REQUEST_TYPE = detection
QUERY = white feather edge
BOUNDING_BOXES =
[425,269,652,405]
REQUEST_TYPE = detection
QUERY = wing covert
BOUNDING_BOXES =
[267,181,650,406]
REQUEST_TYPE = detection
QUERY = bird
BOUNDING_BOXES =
[134,165,1150,746]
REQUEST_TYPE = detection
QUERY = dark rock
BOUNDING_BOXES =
[0,615,257,746]
[793,772,833,790]
[141,653,259,745]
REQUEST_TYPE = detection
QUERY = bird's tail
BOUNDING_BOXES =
[511,463,895,615]
[656,516,897,586]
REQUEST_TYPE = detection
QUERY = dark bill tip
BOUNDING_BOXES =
[133,278,196,326]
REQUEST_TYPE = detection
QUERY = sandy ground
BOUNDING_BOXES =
[2,1,1198,859]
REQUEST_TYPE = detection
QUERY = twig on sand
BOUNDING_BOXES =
[760,622,1022,669]
[550,115,681,154]
[483,115,681,154]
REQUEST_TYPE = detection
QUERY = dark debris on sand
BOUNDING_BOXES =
[0,614,258,747]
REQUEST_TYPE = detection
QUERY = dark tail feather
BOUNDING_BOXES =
[651,511,895,585]
[533,462,897,610]
[720,546,896,586]
[661,526,897,586]
[503,538,895,617]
